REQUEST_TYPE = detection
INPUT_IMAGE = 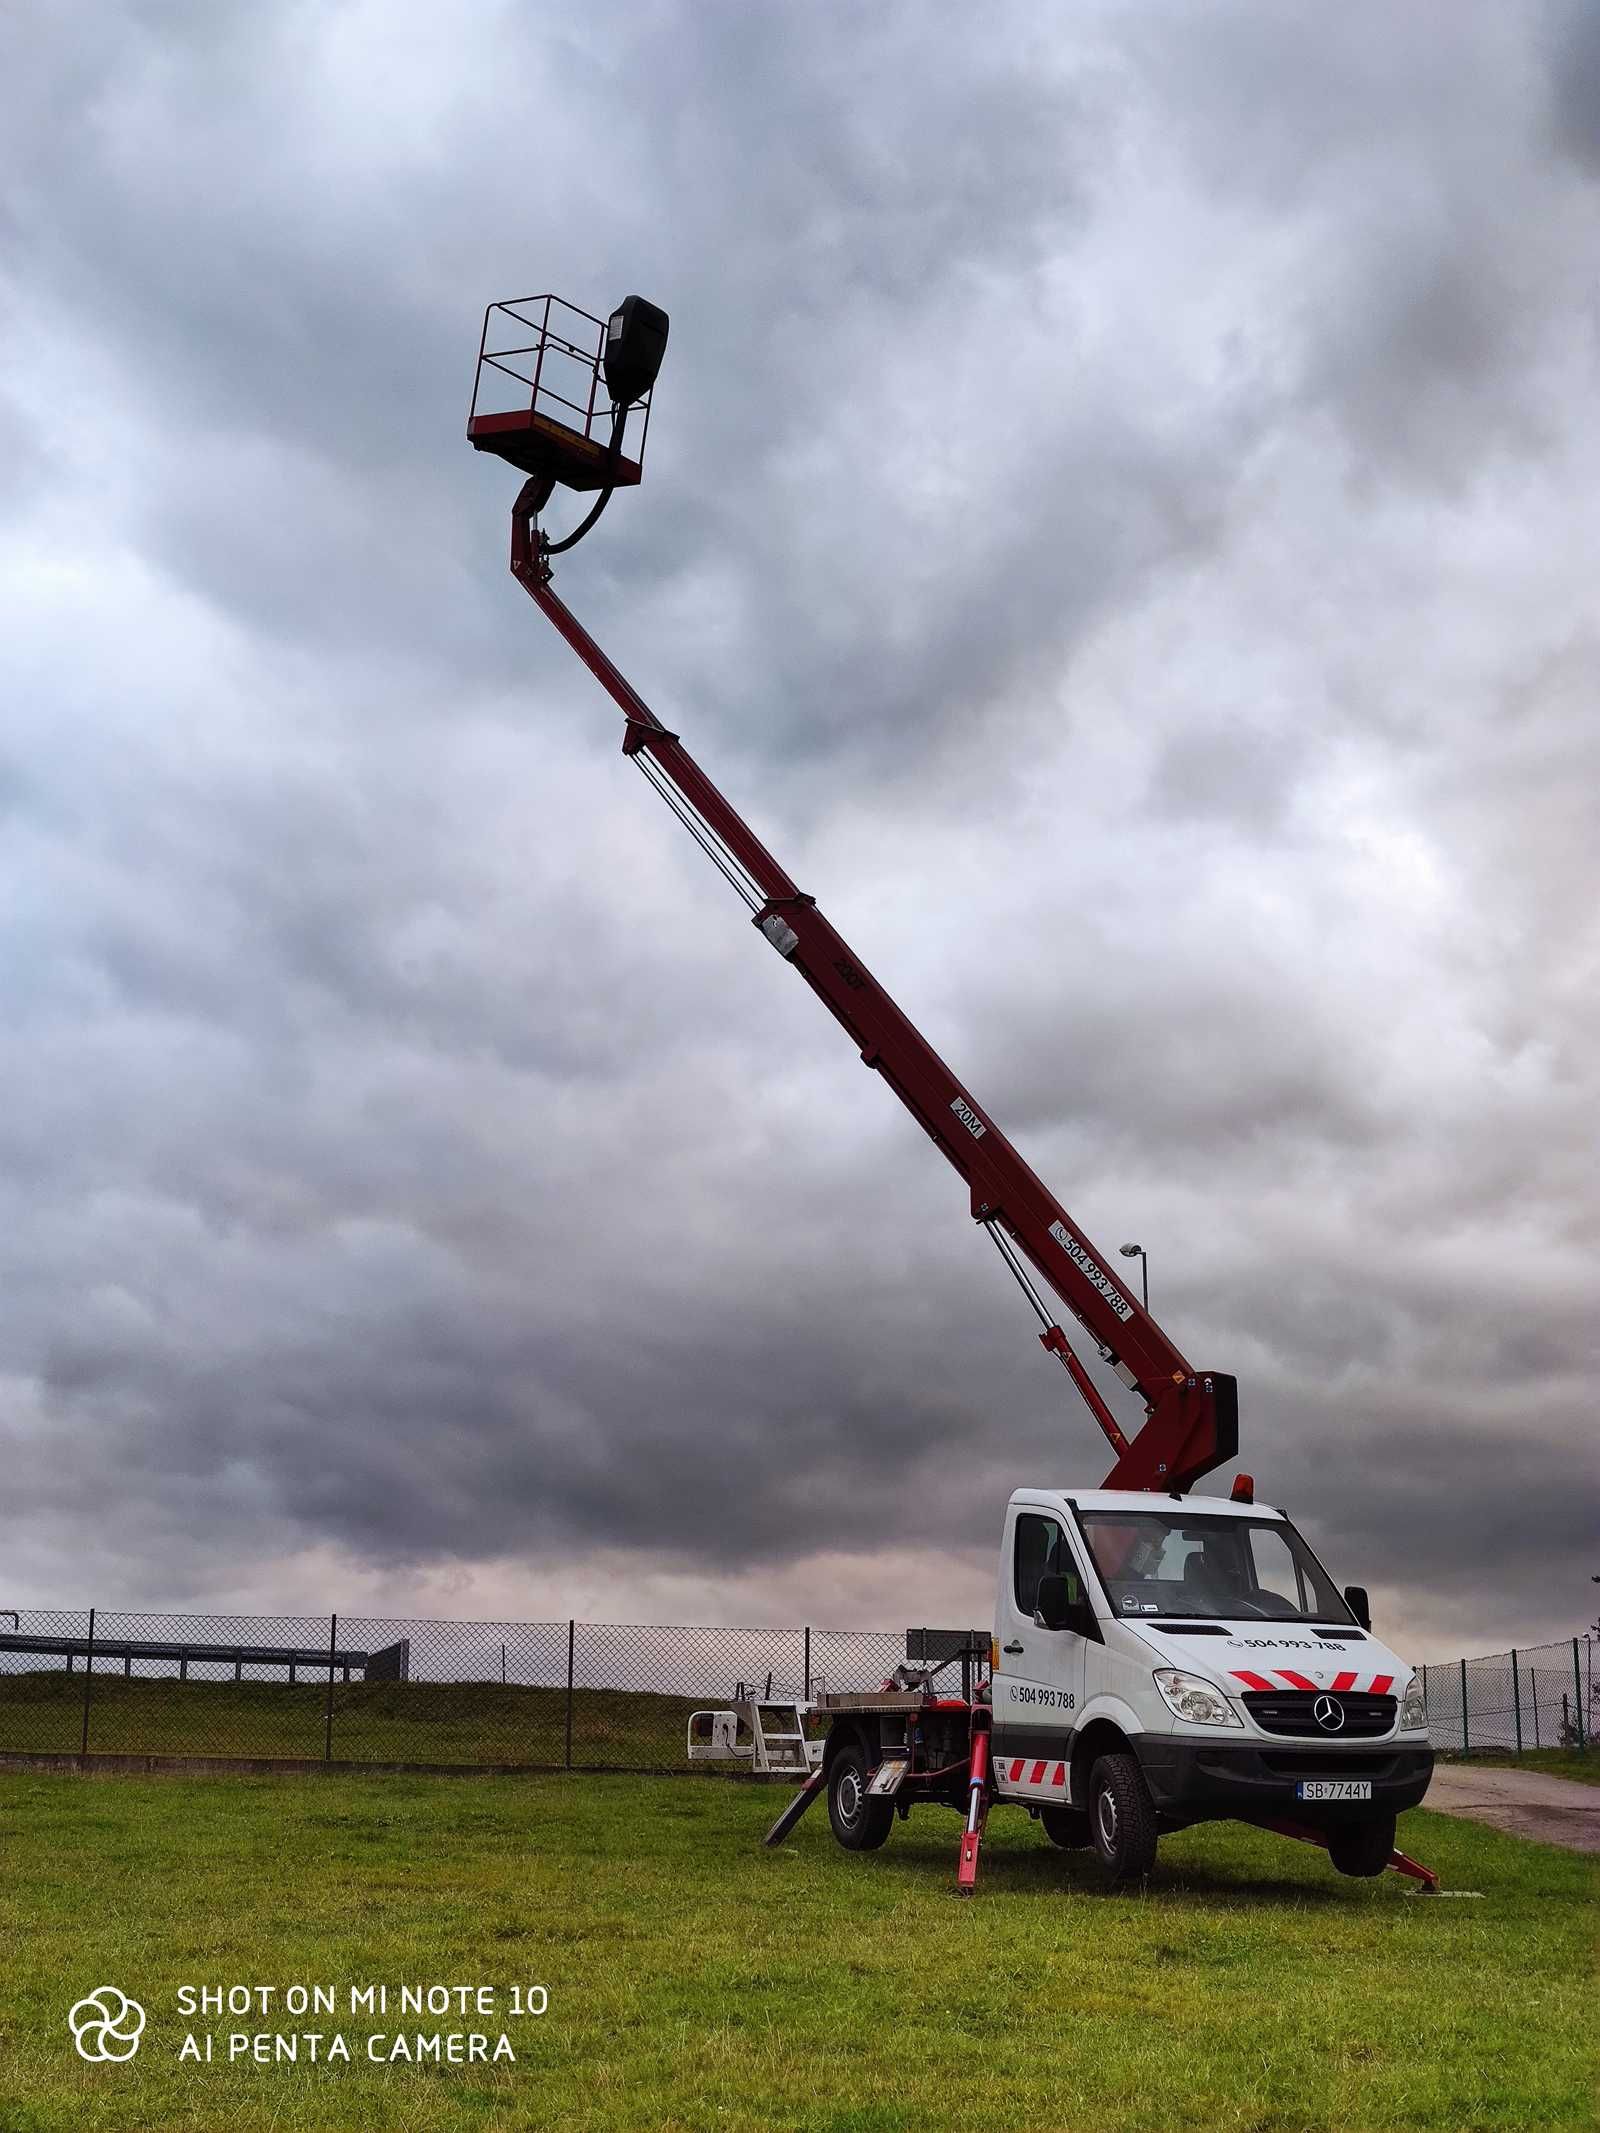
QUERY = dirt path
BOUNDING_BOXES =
[1425,1762,1600,1853]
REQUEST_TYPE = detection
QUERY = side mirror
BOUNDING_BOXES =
[1035,1572,1100,1640]
[1343,1584,1372,1631]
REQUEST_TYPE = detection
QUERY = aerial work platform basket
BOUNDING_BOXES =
[467,293,665,494]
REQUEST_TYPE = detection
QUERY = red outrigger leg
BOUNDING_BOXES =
[1264,1818,1439,1893]
[1383,1844,1440,1892]
[956,1713,993,1894]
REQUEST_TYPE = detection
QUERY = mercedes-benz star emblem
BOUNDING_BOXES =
[1313,1693,1346,1733]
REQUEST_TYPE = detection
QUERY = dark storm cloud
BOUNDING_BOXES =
[1549,0,1600,176]
[2,1,1596,1656]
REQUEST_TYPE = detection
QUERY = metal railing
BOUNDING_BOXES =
[0,1606,911,1771]
[0,1607,1590,1771]
[1421,1637,1594,1755]
[467,293,657,466]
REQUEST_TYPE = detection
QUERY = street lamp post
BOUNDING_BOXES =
[1118,1242,1149,1311]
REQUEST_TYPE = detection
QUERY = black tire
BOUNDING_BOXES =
[1326,1813,1396,1878]
[1039,1805,1092,1850]
[827,1742,895,1852]
[1087,1751,1159,1885]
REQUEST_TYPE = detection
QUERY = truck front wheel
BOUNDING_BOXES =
[827,1743,894,1852]
[1326,1813,1396,1878]
[1087,1752,1159,1885]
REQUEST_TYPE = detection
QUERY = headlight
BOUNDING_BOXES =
[1399,1674,1427,1731]
[1153,1669,1242,1727]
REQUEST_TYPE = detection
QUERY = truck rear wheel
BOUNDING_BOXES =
[1039,1805,1091,1850]
[1327,1813,1396,1878]
[827,1742,894,1852]
[1087,1752,1159,1885]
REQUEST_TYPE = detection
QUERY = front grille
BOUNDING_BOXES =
[1243,1691,1395,1739]
[1257,1752,1397,1777]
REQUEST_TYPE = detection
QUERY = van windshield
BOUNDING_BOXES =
[1075,1510,1352,1626]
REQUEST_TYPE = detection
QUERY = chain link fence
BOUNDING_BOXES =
[1,1606,1590,1771]
[0,1605,910,1771]
[1421,1637,1595,1755]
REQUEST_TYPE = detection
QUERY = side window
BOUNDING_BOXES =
[1013,1514,1068,1617]
[1245,1526,1306,1610]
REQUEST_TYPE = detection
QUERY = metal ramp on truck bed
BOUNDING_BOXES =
[687,1683,822,1776]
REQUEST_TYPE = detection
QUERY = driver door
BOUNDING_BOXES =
[991,1506,1089,1803]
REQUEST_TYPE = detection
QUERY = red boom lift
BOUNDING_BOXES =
[466,294,1437,1895]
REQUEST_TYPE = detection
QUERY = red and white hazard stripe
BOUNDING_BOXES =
[995,1756,1069,1791]
[1230,1670,1395,1694]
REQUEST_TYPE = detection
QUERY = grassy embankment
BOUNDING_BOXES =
[0,1670,701,1768]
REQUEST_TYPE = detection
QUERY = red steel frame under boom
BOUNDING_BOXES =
[508,481,1238,1494]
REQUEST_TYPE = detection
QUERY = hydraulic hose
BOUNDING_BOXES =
[541,406,626,556]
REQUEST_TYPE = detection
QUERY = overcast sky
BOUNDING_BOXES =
[2,1,1596,1662]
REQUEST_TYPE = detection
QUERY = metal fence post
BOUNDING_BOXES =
[1511,1648,1522,1753]
[1575,1639,1586,1751]
[324,1614,337,1763]
[803,1625,811,1702]
[80,1607,96,1762]
[1460,1656,1469,1755]
[564,1620,575,1770]
[1532,1670,1540,1748]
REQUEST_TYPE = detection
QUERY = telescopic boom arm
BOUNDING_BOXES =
[508,481,1237,1493]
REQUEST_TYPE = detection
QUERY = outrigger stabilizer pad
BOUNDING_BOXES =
[763,1764,827,1847]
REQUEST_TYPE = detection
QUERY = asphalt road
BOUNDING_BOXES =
[1425,1762,1600,1853]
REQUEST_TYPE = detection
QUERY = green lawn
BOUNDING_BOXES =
[1,1771,1593,2132]
[0,1671,709,1770]
[1441,1747,1600,1788]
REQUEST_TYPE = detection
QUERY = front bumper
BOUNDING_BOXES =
[1134,1736,1433,1827]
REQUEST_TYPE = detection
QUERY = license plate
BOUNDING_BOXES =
[1296,1779,1372,1802]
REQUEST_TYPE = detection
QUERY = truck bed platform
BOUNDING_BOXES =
[813,1689,978,1715]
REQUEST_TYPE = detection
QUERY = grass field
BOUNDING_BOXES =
[1,1769,1594,2133]
[1443,1747,1600,1787]
[0,1671,703,1769]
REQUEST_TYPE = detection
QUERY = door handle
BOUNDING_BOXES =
[1002,1640,1025,1654]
